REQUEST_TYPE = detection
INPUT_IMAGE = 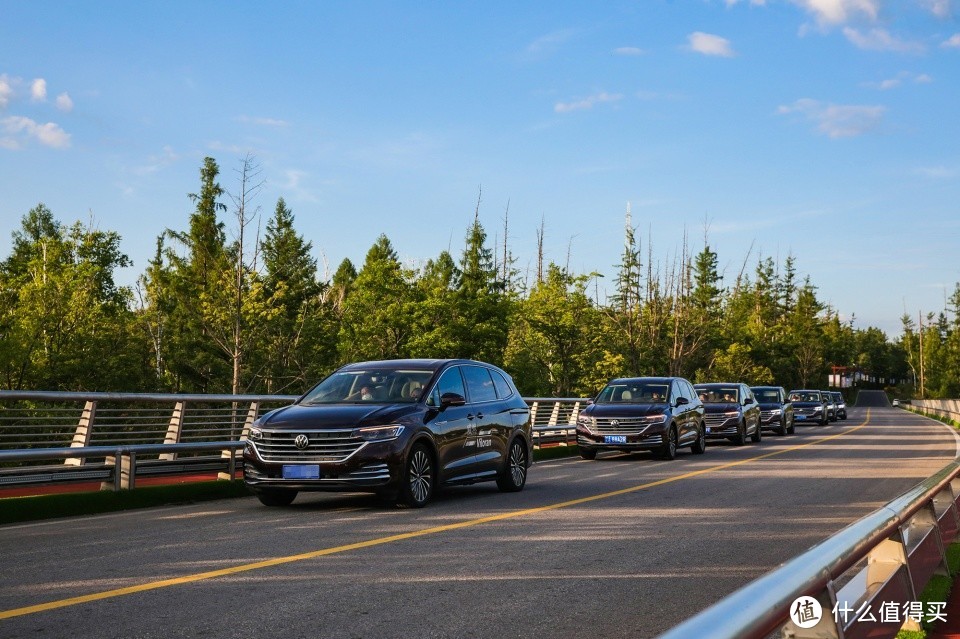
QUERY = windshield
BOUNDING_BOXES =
[595,382,669,404]
[789,391,821,402]
[753,389,781,402]
[696,387,740,403]
[300,368,435,404]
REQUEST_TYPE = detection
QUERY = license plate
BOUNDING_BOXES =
[604,435,627,444]
[282,464,320,479]
[796,415,806,421]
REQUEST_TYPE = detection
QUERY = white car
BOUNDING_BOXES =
[892,399,900,407]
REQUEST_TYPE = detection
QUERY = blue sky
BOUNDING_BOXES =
[2,0,959,337]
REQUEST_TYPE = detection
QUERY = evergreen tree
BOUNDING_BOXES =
[338,235,416,361]
[163,157,231,391]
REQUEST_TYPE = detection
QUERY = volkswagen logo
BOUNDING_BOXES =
[294,434,310,450]
[610,420,619,427]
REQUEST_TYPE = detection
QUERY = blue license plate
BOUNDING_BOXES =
[796,415,806,421]
[604,435,627,444]
[282,464,320,479]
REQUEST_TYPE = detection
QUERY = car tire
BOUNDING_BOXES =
[751,420,762,443]
[579,447,597,460]
[690,423,706,455]
[658,426,678,460]
[776,416,787,436]
[256,488,297,507]
[398,442,434,508]
[497,438,528,492]
[787,417,795,434]
[733,420,747,446]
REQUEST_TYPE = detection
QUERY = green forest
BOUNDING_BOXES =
[1,156,955,399]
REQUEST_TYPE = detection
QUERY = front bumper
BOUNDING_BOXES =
[576,424,666,450]
[243,438,404,493]
[704,415,740,439]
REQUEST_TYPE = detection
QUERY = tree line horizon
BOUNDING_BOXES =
[1,155,956,399]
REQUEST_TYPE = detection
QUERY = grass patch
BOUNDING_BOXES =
[895,542,960,638]
[0,480,251,526]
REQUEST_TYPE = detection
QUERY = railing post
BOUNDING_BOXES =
[567,401,581,446]
[123,451,136,490]
[65,400,96,466]
[219,401,258,479]
[549,401,561,426]
[159,401,186,461]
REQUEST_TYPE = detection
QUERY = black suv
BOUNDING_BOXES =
[750,386,795,435]
[244,359,532,508]
[788,389,829,426]
[575,377,705,460]
[694,383,762,445]
[831,391,847,420]
[821,391,838,422]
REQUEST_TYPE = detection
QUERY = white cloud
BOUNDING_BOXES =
[790,0,880,26]
[915,165,959,179]
[236,115,289,127]
[1,115,71,148]
[687,32,736,57]
[524,29,577,59]
[30,78,47,101]
[843,27,924,53]
[865,71,932,89]
[0,75,12,109]
[942,33,960,48]
[131,145,179,175]
[725,0,767,5]
[55,92,73,112]
[920,0,952,18]
[554,92,623,113]
[777,98,885,138]
[613,47,644,56]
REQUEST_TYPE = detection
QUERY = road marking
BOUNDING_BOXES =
[0,410,877,621]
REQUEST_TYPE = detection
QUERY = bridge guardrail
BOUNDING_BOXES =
[0,391,586,490]
[911,399,960,425]
[657,411,960,639]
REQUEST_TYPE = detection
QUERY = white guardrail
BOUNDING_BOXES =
[657,409,960,639]
[0,391,584,491]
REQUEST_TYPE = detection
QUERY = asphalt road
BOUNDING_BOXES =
[0,407,956,639]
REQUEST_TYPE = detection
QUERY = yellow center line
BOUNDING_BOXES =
[1,409,873,621]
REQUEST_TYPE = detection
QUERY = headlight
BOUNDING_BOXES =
[813,406,823,413]
[576,415,595,433]
[770,409,782,416]
[724,411,740,417]
[644,414,667,424]
[351,425,405,441]
[248,425,263,441]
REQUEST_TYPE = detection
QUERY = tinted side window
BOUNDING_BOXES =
[463,366,498,403]
[683,381,697,402]
[427,367,466,407]
[492,370,514,399]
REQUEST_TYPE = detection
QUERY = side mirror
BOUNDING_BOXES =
[439,392,466,409]
[744,397,754,405]
[675,396,689,406]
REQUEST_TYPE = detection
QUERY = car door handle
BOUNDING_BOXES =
[467,413,475,420]
[475,413,484,420]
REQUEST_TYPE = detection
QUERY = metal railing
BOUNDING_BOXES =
[0,391,586,491]
[911,399,960,425]
[658,456,960,638]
